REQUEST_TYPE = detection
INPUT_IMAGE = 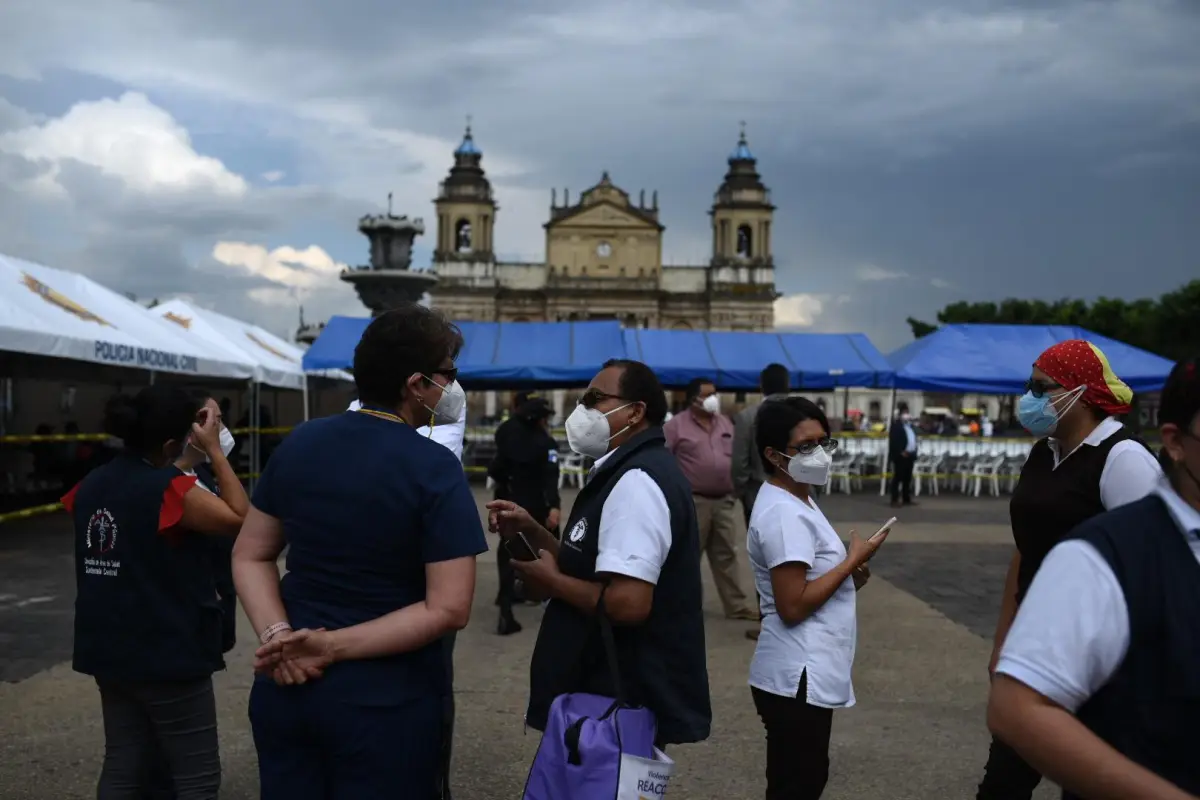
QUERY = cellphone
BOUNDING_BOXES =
[504,532,538,562]
[870,517,897,542]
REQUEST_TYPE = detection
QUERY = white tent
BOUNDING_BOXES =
[0,253,257,380]
[149,299,352,391]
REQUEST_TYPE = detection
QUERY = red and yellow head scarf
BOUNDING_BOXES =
[1034,339,1133,415]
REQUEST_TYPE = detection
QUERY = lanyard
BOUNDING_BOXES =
[355,408,407,425]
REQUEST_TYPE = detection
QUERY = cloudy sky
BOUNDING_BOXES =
[1,0,1197,350]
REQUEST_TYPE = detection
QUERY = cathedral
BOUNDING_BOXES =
[427,125,779,331]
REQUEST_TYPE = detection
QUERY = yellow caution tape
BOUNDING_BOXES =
[0,502,65,524]
[0,433,109,444]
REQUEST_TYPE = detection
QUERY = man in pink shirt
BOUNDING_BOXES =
[664,378,759,620]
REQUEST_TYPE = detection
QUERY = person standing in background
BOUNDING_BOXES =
[666,378,759,623]
[488,393,561,635]
[888,402,918,509]
[732,364,793,527]
[732,363,792,641]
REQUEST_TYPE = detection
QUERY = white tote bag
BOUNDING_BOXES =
[616,747,675,799]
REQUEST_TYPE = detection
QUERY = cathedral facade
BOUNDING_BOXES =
[427,125,779,331]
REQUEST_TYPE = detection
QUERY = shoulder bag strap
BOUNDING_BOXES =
[596,585,625,706]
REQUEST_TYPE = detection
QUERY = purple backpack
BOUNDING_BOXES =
[522,598,669,800]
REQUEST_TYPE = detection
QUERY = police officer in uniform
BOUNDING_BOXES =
[63,385,247,800]
[488,358,712,750]
[488,393,561,635]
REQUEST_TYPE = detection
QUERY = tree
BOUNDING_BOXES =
[906,280,1200,361]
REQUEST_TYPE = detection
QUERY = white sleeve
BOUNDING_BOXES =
[756,504,817,570]
[415,400,467,462]
[595,469,672,585]
[994,540,1130,712]
[1099,441,1163,510]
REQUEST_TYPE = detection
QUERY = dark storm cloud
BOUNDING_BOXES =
[1,0,1198,348]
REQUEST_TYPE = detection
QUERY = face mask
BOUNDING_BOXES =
[700,395,720,415]
[218,425,235,458]
[565,403,631,459]
[1018,385,1085,437]
[782,446,833,486]
[900,413,911,422]
[420,377,466,426]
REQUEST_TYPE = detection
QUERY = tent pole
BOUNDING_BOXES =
[880,387,897,497]
[249,380,260,494]
[302,375,310,422]
[148,370,156,386]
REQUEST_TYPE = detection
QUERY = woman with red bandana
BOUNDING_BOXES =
[975,339,1163,800]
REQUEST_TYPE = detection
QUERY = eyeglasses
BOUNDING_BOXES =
[1023,378,1062,398]
[431,367,459,384]
[579,388,627,409]
[790,438,838,456]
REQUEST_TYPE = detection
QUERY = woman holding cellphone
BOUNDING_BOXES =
[746,397,889,800]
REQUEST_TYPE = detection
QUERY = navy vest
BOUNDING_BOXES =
[72,452,225,682]
[526,427,712,745]
[1065,495,1200,797]
[1010,427,1143,600]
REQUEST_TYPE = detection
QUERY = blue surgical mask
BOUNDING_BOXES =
[1017,386,1085,437]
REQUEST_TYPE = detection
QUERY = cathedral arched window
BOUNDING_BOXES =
[736,224,753,258]
[455,219,472,252]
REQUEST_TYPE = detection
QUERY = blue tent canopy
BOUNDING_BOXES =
[623,329,894,389]
[301,316,626,388]
[887,324,1175,394]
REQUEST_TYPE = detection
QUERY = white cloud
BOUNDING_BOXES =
[0,92,247,197]
[261,170,286,182]
[211,241,347,296]
[930,277,953,289]
[774,293,825,328]
[856,264,908,282]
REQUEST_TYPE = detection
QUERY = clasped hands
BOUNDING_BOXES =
[485,499,562,592]
[254,628,336,687]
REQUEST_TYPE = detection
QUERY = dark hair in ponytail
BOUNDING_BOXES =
[102,385,201,458]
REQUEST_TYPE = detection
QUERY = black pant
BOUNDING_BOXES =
[976,736,1042,799]
[95,677,221,800]
[496,543,516,614]
[890,453,915,504]
[751,674,834,800]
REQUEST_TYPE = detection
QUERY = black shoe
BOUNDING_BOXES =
[497,613,522,636]
[904,499,919,506]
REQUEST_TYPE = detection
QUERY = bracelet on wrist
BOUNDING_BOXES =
[259,621,292,644]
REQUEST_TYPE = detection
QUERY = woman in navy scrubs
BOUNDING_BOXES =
[63,385,248,800]
[233,304,488,800]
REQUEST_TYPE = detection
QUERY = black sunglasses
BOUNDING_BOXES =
[579,388,627,409]
[1023,378,1062,398]
[430,367,459,384]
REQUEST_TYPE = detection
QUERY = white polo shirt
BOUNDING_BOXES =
[747,482,857,708]
[996,481,1200,712]
[584,448,672,586]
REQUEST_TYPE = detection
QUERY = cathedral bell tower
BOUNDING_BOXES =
[709,123,774,267]
[434,120,497,263]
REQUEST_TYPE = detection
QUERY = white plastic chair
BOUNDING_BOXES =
[913,454,943,497]
[558,452,587,489]
[969,455,1007,497]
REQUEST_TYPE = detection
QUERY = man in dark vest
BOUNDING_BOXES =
[987,355,1200,799]
[487,358,712,749]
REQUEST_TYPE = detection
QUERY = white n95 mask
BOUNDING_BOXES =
[218,425,236,458]
[564,403,630,460]
[785,446,833,486]
[422,378,466,426]
[701,395,720,414]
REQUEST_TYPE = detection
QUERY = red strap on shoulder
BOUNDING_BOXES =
[159,474,199,533]
[60,483,80,513]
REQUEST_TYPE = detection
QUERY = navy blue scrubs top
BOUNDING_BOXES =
[251,410,488,704]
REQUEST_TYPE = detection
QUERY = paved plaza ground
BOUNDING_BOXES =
[0,487,1061,799]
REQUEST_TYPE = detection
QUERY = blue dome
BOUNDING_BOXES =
[455,130,481,156]
[730,137,753,161]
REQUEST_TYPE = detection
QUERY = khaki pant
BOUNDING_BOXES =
[693,494,756,619]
